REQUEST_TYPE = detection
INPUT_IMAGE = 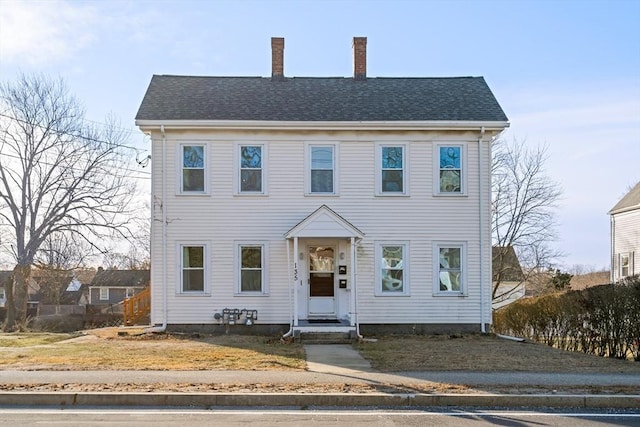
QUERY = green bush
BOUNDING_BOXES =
[493,276,640,361]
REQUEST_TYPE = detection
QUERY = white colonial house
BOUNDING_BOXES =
[135,37,509,337]
[610,181,640,282]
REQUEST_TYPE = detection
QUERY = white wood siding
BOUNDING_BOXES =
[149,129,494,326]
[612,208,640,281]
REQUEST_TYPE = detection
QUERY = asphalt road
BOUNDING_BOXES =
[1,407,639,427]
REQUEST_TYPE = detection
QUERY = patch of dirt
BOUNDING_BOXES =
[0,383,637,395]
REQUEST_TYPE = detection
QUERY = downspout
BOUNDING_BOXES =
[146,125,168,333]
[478,127,487,333]
[352,237,363,340]
[293,236,299,327]
[282,239,294,338]
[610,215,615,283]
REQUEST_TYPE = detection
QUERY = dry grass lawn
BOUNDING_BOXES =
[355,334,640,373]
[0,329,305,371]
[1,329,639,394]
[0,328,638,374]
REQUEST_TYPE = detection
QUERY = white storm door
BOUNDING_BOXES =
[308,246,336,316]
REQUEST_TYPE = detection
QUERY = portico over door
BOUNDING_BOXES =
[285,205,365,326]
[308,246,335,316]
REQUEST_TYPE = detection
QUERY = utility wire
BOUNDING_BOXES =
[0,149,151,179]
[0,112,149,156]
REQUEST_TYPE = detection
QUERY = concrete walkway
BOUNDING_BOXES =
[305,344,372,374]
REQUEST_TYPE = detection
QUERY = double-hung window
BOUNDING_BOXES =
[181,245,205,293]
[435,243,466,295]
[378,144,406,195]
[376,242,409,295]
[619,252,633,278]
[237,243,267,294]
[437,145,463,194]
[239,145,264,193]
[181,145,206,193]
[308,145,336,194]
[99,288,109,301]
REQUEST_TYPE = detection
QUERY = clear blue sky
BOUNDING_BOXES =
[1,0,639,270]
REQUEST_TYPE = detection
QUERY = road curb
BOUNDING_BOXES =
[1,392,639,409]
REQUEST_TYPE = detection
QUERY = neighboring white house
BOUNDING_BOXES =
[135,37,509,337]
[610,181,640,282]
[491,246,525,310]
[0,271,10,307]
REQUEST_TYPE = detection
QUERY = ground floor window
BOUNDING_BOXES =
[236,242,268,295]
[181,245,205,293]
[435,242,466,295]
[376,242,409,295]
[619,252,633,278]
[240,245,263,293]
[99,288,109,301]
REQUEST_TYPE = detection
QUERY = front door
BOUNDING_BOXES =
[308,246,336,317]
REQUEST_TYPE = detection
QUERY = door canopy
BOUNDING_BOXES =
[284,205,364,240]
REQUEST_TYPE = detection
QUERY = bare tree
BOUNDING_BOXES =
[33,232,92,308]
[102,201,151,270]
[491,137,563,302]
[0,74,136,330]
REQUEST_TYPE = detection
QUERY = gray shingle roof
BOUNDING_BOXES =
[91,270,150,288]
[610,181,640,214]
[135,75,508,122]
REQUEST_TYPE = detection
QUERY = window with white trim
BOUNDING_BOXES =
[181,245,206,293]
[239,145,264,193]
[437,145,463,194]
[619,252,632,278]
[378,144,406,194]
[435,243,466,294]
[308,145,335,194]
[376,242,409,295]
[237,244,267,294]
[99,287,109,301]
[181,145,206,193]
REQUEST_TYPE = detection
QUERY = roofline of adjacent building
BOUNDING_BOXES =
[609,204,640,215]
[136,119,510,132]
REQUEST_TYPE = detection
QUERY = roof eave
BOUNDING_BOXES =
[609,204,640,215]
[136,119,510,132]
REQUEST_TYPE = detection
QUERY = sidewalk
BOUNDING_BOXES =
[0,344,638,409]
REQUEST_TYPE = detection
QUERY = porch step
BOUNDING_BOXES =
[299,331,354,344]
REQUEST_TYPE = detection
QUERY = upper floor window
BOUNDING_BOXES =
[181,245,206,293]
[376,242,409,295]
[309,145,335,194]
[181,145,206,193]
[438,145,463,194]
[240,145,263,193]
[378,145,406,195]
[435,242,466,295]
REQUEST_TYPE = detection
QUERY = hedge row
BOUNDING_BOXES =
[493,276,640,361]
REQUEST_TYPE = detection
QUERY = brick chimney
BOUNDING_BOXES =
[271,37,285,81]
[353,37,367,80]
